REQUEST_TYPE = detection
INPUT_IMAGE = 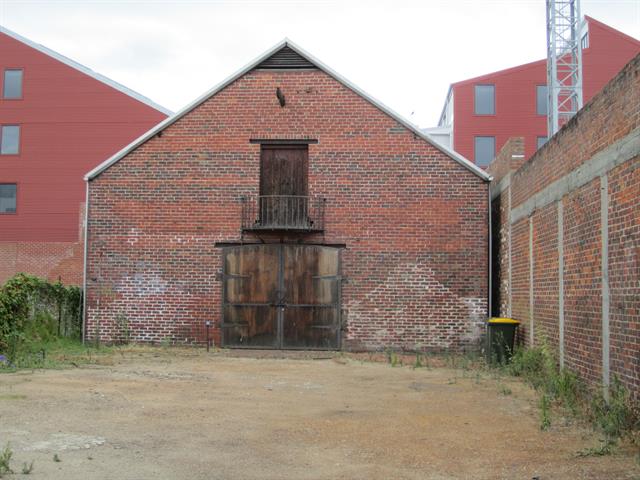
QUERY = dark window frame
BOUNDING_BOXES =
[2,68,24,100]
[581,32,589,50]
[0,125,21,155]
[474,136,496,167]
[0,183,17,214]
[474,84,495,116]
[536,85,548,116]
[537,136,548,150]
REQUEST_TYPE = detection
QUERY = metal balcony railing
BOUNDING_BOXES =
[241,195,325,232]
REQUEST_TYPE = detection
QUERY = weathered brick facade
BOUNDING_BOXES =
[490,53,640,396]
[0,204,85,285]
[85,43,490,352]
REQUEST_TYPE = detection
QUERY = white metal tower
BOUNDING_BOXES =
[546,0,583,136]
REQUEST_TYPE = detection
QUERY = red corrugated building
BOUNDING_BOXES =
[0,27,169,284]
[431,17,640,164]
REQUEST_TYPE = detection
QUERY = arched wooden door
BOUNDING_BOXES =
[221,244,341,350]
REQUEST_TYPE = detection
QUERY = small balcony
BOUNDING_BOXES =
[241,195,326,232]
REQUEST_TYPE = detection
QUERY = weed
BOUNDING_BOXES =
[502,340,639,450]
[413,353,423,369]
[498,384,512,396]
[540,394,551,430]
[590,377,639,441]
[160,336,172,349]
[115,313,130,344]
[386,350,400,367]
[576,439,616,457]
[391,353,401,367]
[21,461,34,474]
[53,454,61,463]
[0,443,13,477]
[0,394,27,400]
[0,273,82,361]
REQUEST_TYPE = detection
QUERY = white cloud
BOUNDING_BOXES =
[0,0,638,125]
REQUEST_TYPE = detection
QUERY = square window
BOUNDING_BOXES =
[474,136,495,167]
[3,69,23,99]
[474,85,495,115]
[0,125,20,154]
[0,184,16,213]
[536,85,548,116]
[537,136,548,149]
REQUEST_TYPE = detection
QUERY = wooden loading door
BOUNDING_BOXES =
[222,244,341,349]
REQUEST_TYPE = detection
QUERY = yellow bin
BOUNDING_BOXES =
[486,318,520,364]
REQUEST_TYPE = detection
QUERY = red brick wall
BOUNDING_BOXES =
[0,240,83,285]
[562,179,602,385]
[86,67,489,352]
[0,203,85,286]
[608,156,640,393]
[490,53,640,396]
[532,203,559,350]
[510,219,531,343]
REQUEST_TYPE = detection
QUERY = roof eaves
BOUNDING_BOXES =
[584,15,640,47]
[86,39,289,180]
[283,39,491,181]
[0,25,172,115]
[87,38,491,182]
[452,58,547,87]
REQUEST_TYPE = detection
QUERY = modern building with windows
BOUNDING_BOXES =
[426,16,640,165]
[0,26,169,284]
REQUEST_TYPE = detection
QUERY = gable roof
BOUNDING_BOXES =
[585,15,640,48]
[437,16,640,125]
[0,25,172,116]
[85,39,491,182]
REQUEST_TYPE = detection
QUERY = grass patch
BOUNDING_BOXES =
[0,337,120,372]
[21,460,34,474]
[0,443,13,477]
[0,394,27,400]
[497,384,512,396]
[576,439,616,458]
[504,341,639,455]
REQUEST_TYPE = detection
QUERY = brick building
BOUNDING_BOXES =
[0,26,169,285]
[489,53,640,396]
[84,40,491,351]
[429,17,640,165]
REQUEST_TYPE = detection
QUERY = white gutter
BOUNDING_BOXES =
[81,180,89,344]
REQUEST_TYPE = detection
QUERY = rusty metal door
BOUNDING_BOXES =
[222,244,340,349]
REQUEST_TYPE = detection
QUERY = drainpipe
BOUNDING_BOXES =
[487,181,492,318]
[81,180,90,344]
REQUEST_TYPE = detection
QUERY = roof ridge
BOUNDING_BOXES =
[86,39,490,182]
[0,24,172,115]
[584,15,640,47]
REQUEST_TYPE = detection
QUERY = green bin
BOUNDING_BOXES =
[486,318,520,364]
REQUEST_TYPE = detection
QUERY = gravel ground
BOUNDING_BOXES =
[0,348,637,479]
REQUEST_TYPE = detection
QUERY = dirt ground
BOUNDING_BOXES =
[0,348,638,480]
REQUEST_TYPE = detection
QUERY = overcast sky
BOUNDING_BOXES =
[1,0,638,127]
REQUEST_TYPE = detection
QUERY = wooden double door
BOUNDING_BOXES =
[221,244,341,350]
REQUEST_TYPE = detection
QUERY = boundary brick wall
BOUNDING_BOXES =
[490,53,640,396]
[0,204,85,285]
[85,66,489,352]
